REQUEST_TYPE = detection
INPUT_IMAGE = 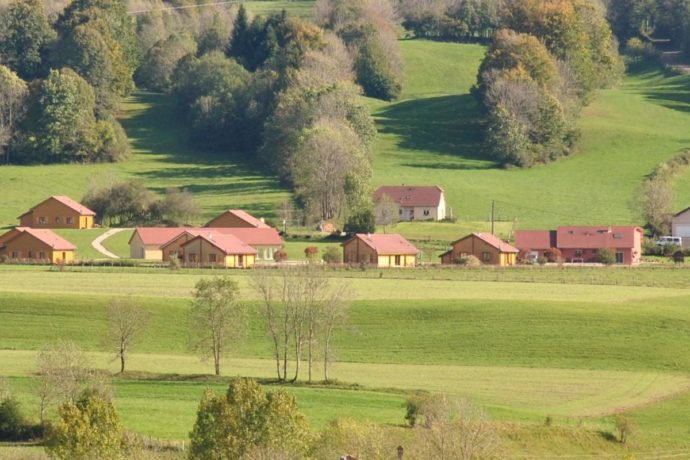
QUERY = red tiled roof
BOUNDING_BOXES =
[467,232,519,253]
[183,231,257,255]
[18,195,96,218]
[160,227,283,249]
[515,230,557,250]
[205,209,269,228]
[556,226,642,249]
[213,227,282,246]
[348,233,419,255]
[129,227,188,245]
[4,227,77,250]
[373,186,444,207]
[51,196,96,216]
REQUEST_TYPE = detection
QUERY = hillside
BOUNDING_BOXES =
[2,40,690,232]
[370,41,690,229]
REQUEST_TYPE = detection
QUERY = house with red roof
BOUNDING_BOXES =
[342,233,419,267]
[179,231,256,268]
[160,227,283,263]
[440,233,518,266]
[205,209,270,228]
[0,227,76,264]
[515,226,644,265]
[18,196,96,229]
[128,227,188,260]
[373,186,446,221]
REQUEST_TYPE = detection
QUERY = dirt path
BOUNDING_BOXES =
[91,228,131,259]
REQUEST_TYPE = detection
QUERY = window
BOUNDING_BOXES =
[66,216,73,225]
[28,251,33,259]
[209,254,217,263]
[398,208,403,216]
[615,252,624,264]
[55,216,61,224]
[613,233,622,239]
[575,249,583,257]
[423,209,430,216]
[482,252,491,262]
[11,251,18,259]
[38,216,46,224]
[188,253,197,263]
[39,252,45,260]
[394,255,401,266]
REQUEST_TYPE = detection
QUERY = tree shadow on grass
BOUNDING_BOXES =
[119,91,289,214]
[375,93,498,169]
[626,62,690,114]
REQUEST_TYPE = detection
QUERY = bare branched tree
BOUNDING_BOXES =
[35,340,100,422]
[189,277,246,376]
[105,296,151,374]
[413,395,501,460]
[374,193,399,233]
[251,267,352,383]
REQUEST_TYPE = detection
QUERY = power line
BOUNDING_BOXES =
[128,0,240,15]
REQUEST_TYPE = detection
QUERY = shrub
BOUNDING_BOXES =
[453,255,481,267]
[344,208,376,234]
[625,38,659,60]
[598,248,615,265]
[613,414,637,445]
[46,388,124,459]
[322,247,341,264]
[304,246,319,261]
[537,256,548,266]
[544,248,562,263]
[274,250,288,262]
[672,250,685,264]
[189,379,310,459]
[0,255,7,264]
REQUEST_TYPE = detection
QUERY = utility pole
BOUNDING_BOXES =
[491,200,495,235]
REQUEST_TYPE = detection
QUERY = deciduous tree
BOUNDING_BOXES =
[46,388,124,460]
[189,277,246,376]
[189,378,311,459]
[105,296,150,374]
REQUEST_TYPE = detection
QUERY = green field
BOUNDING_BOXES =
[2,266,690,453]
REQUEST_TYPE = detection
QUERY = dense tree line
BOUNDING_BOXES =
[470,0,623,167]
[606,0,690,56]
[0,0,134,164]
[135,3,380,224]
[316,0,404,100]
[398,0,502,42]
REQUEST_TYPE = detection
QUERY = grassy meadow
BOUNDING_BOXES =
[2,265,690,454]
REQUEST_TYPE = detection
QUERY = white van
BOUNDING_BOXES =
[655,236,682,246]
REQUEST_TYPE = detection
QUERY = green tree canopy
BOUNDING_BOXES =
[0,0,55,80]
[189,378,310,460]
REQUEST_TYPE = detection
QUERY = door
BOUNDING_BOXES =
[394,255,401,266]
[675,224,690,238]
[615,252,624,264]
[238,255,244,268]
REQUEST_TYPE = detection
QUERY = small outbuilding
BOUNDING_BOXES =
[18,196,95,229]
[440,232,518,266]
[0,227,76,264]
[342,233,418,267]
